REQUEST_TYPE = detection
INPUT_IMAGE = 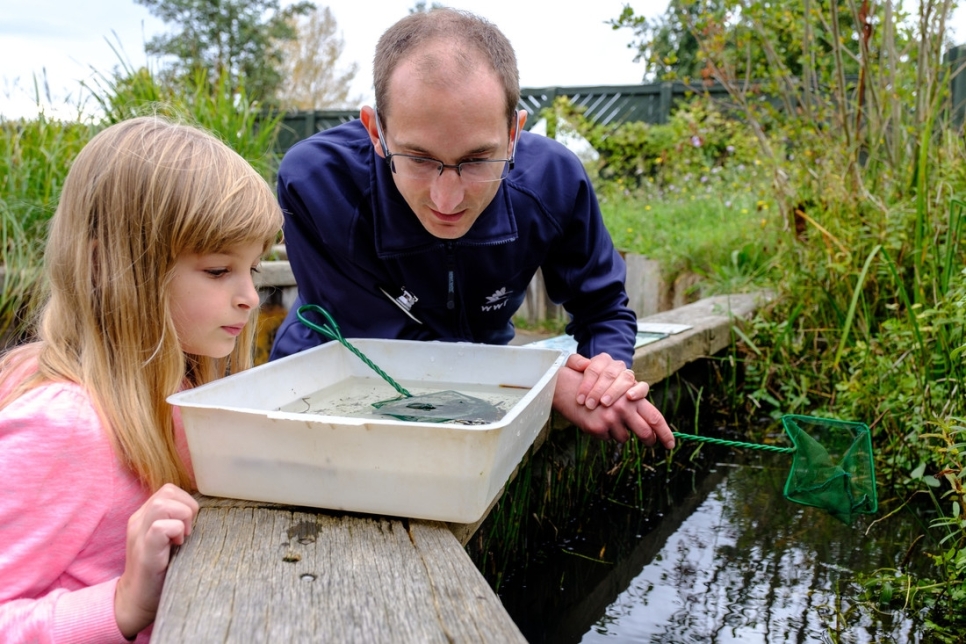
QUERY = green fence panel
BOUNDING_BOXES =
[271,61,964,156]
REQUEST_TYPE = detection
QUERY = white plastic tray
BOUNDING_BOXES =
[168,339,566,523]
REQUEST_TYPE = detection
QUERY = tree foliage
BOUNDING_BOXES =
[610,0,867,83]
[610,0,719,82]
[275,6,360,110]
[135,0,315,101]
[409,1,444,13]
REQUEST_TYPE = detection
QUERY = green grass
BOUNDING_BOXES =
[600,190,784,293]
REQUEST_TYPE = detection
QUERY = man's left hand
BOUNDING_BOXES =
[566,353,649,410]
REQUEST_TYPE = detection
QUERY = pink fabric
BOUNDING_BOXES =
[0,381,192,643]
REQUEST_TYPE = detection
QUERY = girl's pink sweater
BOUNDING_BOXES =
[0,381,193,643]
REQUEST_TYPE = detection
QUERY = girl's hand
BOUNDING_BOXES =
[114,484,199,639]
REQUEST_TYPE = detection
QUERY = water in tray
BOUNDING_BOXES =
[277,376,530,423]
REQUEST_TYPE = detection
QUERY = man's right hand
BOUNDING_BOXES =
[551,361,675,448]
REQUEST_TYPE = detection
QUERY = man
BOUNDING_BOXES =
[270,8,674,449]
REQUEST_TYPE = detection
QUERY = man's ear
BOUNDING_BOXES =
[359,106,385,158]
[509,109,527,166]
[514,109,528,138]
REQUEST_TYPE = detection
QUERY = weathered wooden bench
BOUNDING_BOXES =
[153,292,769,642]
[152,498,526,642]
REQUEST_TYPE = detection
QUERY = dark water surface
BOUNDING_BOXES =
[496,449,930,643]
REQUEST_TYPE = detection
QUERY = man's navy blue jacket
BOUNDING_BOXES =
[269,119,637,365]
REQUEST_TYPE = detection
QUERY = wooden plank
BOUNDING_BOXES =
[153,498,526,643]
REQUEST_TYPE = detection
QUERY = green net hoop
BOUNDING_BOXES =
[780,414,877,525]
[673,414,878,525]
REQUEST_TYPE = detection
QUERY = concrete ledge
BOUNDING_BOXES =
[630,292,773,385]
[254,260,296,289]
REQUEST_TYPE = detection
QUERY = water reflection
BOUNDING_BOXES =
[582,454,924,643]
[498,450,928,643]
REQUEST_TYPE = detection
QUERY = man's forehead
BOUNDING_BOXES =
[384,69,506,132]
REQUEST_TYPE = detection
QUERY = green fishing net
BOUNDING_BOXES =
[780,414,877,525]
[371,390,505,424]
[674,414,878,525]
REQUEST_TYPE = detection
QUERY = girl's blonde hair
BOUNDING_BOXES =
[0,116,283,490]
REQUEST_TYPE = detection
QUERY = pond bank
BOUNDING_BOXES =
[156,292,770,640]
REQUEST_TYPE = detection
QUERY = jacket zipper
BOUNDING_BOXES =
[446,242,455,311]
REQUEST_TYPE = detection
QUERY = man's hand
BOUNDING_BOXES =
[566,353,649,410]
[553,356,675,448]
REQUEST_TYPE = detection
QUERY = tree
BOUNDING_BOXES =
[135,0,315,102]
[609,0,862,83]
[275,6,361,110]
[610,0,718,82]
[409,1,444,13]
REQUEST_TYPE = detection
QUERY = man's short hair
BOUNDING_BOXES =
[373,8,520,129]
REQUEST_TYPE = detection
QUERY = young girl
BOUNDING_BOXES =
[0,116,283,642]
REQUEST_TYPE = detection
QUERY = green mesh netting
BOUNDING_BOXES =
[780,414,877,525]
[673,414,878,525]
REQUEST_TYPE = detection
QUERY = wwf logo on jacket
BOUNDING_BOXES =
[481,287,511,312]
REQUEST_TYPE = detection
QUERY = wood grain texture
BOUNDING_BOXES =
[153,499,525,643]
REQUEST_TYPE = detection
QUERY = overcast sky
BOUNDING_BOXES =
[0,0,669,119]
[3,0,966,120]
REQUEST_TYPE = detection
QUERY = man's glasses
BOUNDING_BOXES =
[375,111,520,183]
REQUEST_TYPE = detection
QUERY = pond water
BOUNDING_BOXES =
[494,448,932,643]
[276,375,527,421]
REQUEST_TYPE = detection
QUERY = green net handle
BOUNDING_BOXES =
[672,431,796,453]
[296,304,412,398]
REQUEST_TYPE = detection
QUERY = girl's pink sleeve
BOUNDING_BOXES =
[0,384,131,643]
[0,581,126,643]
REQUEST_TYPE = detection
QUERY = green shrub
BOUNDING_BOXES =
[0,115,94,343]
[545,95,764,199]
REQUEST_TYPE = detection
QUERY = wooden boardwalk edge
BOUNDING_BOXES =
[154,500,526,643]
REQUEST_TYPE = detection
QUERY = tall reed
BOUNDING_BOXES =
[84,53,284,183]
[0,53,286,345]
[681,0,966,626]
